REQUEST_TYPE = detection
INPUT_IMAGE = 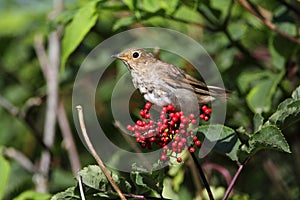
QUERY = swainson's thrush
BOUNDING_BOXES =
[112,48,229,114]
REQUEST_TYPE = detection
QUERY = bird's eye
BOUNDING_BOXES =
[132,52,140,58]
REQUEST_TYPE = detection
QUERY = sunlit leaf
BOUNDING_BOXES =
[61,0,100,69]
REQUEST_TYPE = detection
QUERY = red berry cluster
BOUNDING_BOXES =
[127,102,211,163]
[200,105,211,121]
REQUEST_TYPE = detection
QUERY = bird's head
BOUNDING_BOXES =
[112,48,156,70]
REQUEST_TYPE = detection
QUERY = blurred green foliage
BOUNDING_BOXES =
[0,0,299,199]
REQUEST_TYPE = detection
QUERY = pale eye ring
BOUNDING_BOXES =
[132,51,140,58]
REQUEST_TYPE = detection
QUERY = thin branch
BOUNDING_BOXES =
[76,105,127,200]
[0,95,21,117]
[34,0,62,192]
[57,101,81,175]
[190,151,214,200]
[237,0,300,45]
[34,35,49,79]
[186,154,204,199]
[77,175,86,200]
[3,147,35,173]
[222,157,251,200]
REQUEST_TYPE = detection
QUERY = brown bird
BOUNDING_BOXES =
[112,48,229,114]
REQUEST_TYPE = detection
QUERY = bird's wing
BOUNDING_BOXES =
[155,60,229,99]
[155,60,212,96]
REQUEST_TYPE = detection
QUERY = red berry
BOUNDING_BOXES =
[177,142,183,148]
[195,140,201,147]
[201,105,208,111]
[136,120,143,126]
[189,113,195,119]
[140,110,145,118]
[145,113,151,119]
[177,157,182,163]
[127,125,133,131]
[145,102,152,110]
[204,115,210,121]
[193,136,198,142]
[181,137,186,143]
[160,154,167,161]
[189,147,195,153]
[172,141,177,147]
[204,108,212,115]
[200,114,205,119]
[167,105,175,111]
[191,119,197,124]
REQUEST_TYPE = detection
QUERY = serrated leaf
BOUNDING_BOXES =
[61,0,99,69]
[292,85,300,100]
[198,125,241,161]
[253,113,264,133]
[79,165,108,191]
[0,148,10,200]
[250,125,291,153]
[267,102,300,127]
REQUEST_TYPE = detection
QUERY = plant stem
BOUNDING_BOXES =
[190,152,214,200]
[76,105,127,200]
[222,157,251,200]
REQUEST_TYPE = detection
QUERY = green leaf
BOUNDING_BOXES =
[198,125,241,161]
[141,0,161,13]
[61,0,100,69]
[246,71,284,113]
[79,165,132,194]
[266,86,300,127]
[273,34,297,59]
[269,34,285,70]
[51,187,79,200]
[130,170,164,195]
[250,125,291,153]
[292,85,300,100]
[210,0,232,17]
[79,165,108,191]
[113,16,136,31]
[253,113,264,133]
[14,191,51,200]
[122,0,137,10]
[0,148,10,200]
[237,70,268,94]
[267,100,300,127]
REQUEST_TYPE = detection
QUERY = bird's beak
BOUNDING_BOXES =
[111,53,129,61]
